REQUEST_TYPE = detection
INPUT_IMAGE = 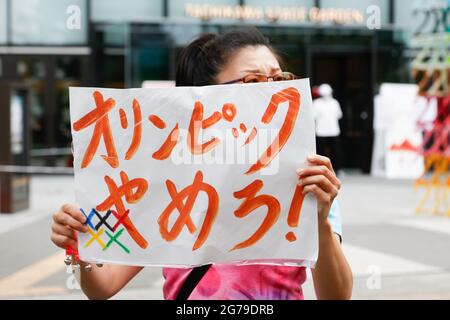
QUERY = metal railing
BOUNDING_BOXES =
[0,165,73,175]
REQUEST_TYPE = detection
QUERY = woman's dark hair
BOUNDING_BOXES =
[176,27,279,87]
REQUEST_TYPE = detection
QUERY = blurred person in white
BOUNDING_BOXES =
[313,84,344,174]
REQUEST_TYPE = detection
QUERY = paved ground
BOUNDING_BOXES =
[1,174,450,300]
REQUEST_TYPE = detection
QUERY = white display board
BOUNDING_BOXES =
[69,79,318,267]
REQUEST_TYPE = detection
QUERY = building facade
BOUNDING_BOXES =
[0,0,420,172]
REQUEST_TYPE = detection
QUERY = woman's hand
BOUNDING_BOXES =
[298,155,352,299]
[51,204,143,300]
[51,203,89,250]
[296,154,341,223]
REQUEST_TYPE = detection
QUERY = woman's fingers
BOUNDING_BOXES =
[307,154,335,174]
[297,165,341,190]
[51,203,88,250]
[302,183,332,204]
[53,209,88,233]
[297,155,341,220]
[62,204,87,225]
[52,223,77,241]
[298,175,339,199]
[51,233,77,249]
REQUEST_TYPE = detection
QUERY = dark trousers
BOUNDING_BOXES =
[316,136,343,172]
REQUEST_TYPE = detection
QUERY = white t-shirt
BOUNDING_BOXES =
[312,97,343,137]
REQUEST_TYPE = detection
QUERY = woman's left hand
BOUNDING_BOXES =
[296,154,341,223]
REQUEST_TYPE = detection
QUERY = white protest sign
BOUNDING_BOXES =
[69,79,318,267]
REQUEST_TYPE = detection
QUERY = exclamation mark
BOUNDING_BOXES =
[285,185,305,242]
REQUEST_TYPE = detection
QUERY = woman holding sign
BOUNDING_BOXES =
[51,27,352,300]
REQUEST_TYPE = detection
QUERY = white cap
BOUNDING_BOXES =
[318,83,333,97]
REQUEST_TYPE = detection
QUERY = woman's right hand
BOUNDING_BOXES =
[51,204,89,249]
[51,204,144,300]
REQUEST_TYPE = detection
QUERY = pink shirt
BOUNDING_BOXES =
[163,265,306,300]
[162,202,342,300]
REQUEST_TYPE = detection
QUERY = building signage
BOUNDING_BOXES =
[185,3,364,25]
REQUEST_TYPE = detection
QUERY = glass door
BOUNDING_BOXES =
[312,52,373,172]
